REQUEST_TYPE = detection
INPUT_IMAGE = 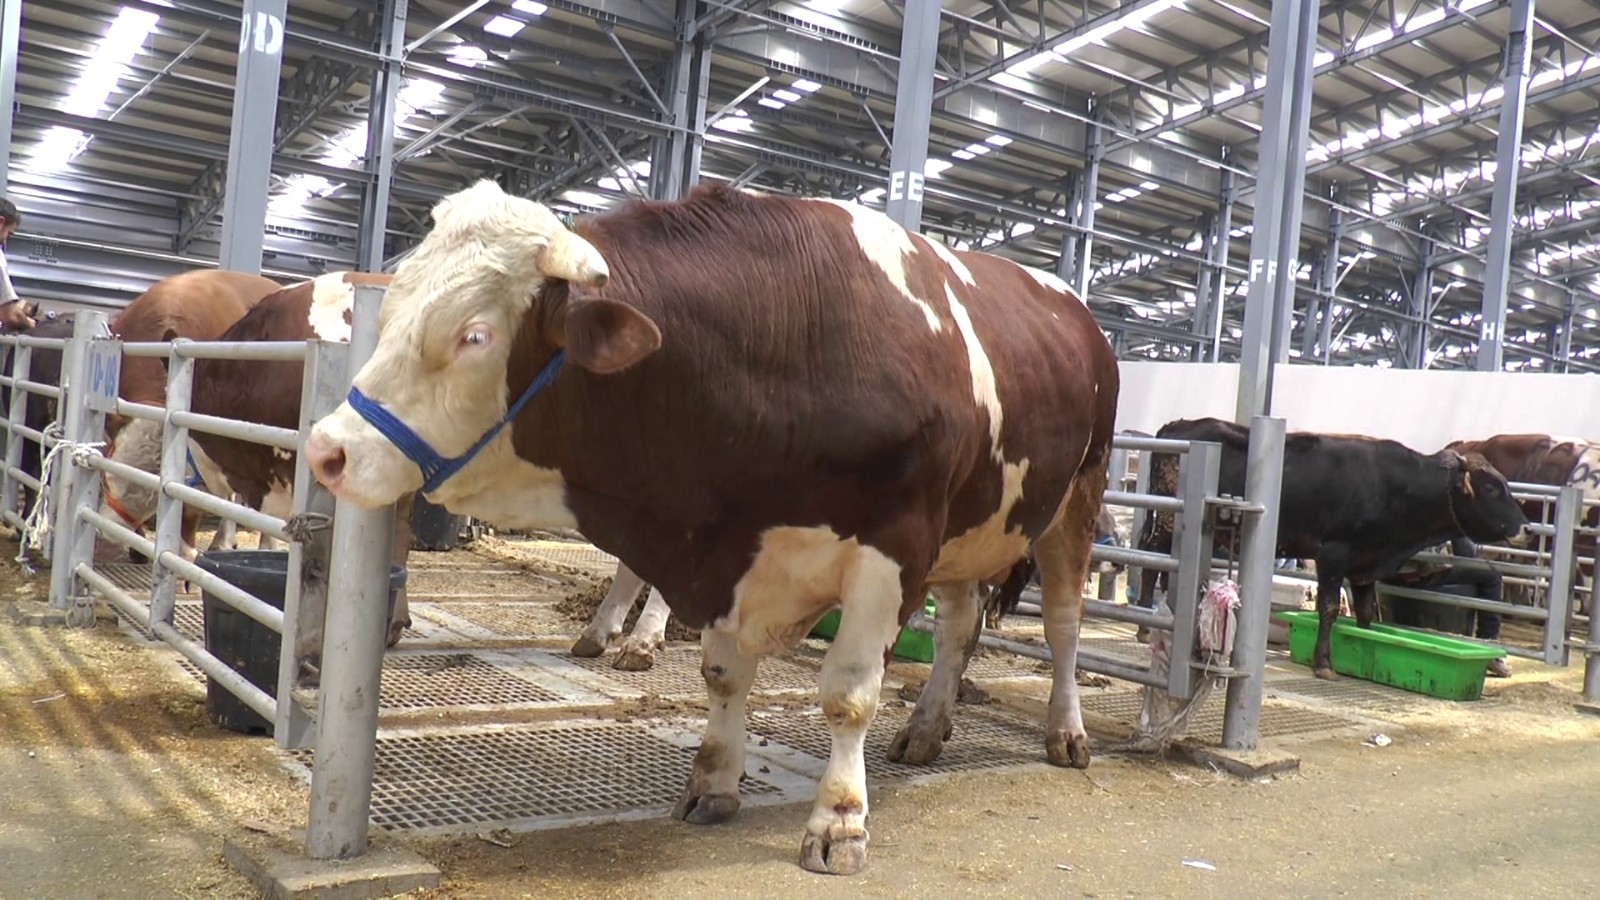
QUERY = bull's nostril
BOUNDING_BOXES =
[320,447,347,483]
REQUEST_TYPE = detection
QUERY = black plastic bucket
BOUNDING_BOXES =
[195,549,407,736]
[410,493,465,551]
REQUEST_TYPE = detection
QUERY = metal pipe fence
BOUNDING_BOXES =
[0,288,395,864]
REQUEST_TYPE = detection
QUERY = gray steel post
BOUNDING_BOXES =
[149,344,194,628]
[0,0,20,199]
[355,0,406,272]
[276,339,349,750]
[1071,121,1104,300]
[1542,486,1578,666]
[1406,234,1434,369]
[1222,415,1286,751]
[1191,217,1217,362]
[305,284,395,860]
[1267,0,1320,370]
[1235,0,1317,421]
[1208,158,1235,363]
[1476,0,1536,372]
[217,0,288,274]
[2,342,31,520]
[1557,288,1575,372]
[1314,200,1344,362]
[47,313,109,612]
[882,0,943,231]
[650,0,701,201]
[1166,440,1220,700]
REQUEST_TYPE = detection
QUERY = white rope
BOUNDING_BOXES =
[14,420,105,568]
[1124,579,1241,752]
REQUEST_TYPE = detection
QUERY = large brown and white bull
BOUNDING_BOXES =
[303,181,1119,875]
[169,271,418,652]
[96,269,282,560]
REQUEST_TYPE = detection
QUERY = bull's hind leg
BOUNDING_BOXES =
[614,585,671,671]
[672,627,758,826]
[571,561,647,658]
[1035,467,1106,769]
[888,580,980,765]
[800,546,910,876]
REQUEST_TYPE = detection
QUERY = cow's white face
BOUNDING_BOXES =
[305,180,654,510]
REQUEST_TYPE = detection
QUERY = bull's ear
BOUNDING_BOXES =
[561,297,661,375]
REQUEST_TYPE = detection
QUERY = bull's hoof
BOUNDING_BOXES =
[886,722,946,765]
[1313,666,1339,682]
[671,790,740,825]
[385,617,410,648]
[611,644,657,671]
[1046,731,1092,769]
[570,633,609,658]
[800,832,869,876]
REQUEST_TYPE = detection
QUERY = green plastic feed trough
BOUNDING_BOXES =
[1274,609,1507,701]
[808,595,937,663]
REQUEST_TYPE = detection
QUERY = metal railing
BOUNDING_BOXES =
[907,418,1287,749]
[0,287,397,864]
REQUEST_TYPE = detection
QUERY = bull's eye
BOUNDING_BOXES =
[459,325,493,349]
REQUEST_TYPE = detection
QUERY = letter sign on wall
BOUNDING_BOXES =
[85,339,122,414]
[244,11,284,56]
[888,170,925,204]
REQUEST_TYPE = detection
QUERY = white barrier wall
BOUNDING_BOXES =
[1117,361,1600,451]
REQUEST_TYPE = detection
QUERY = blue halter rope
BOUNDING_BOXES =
[346,350,566,495]
[184,447,205,488]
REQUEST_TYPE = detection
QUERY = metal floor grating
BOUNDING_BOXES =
[113,600,204,643]
[1267,676,1448,713]
[564,646,822,699]
[284,721,794,834]
[747,702,1047,782]
[417,601,577,640]
[92,561,200,597]
[957,652,1050,681]
[378,652,574,711]
[524,542,618,570]
[1080,689,1359,742]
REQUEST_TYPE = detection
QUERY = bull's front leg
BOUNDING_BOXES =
[1312,546,1350,682]
[672,626,758,826]
[1349,581,1378,629]
[571,561,647,658]
[613,585,671,671]
[888,580,979,765]
[799,549,909,876]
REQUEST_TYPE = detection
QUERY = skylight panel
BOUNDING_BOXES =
[484,14,526,37]
[512,0,548,13]
[24,6,161,172]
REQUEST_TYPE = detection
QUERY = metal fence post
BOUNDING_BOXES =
[276,338,351,750]
[1167,440,1220,700]
[149,341,195,628]
[1128,451,1152,603]
[1222,415,1286,750]
[305,284,395,860]
[2,340,32,522]
[1543,486,1579,667]
[47,313,109,612]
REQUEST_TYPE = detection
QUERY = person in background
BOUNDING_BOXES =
[1384,536,1512,678]
[0,199,38,333]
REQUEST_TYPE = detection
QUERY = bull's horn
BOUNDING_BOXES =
[540,230,610,289]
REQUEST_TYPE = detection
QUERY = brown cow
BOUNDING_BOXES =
[302,181,1119,874]
[96,269,281,560]
[174,271,416,652]
[1445,433,1599,613]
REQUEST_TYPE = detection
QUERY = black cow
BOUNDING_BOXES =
[1135,417,1528,680]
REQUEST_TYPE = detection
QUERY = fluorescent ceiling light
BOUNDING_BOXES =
[792,79,822,92]
[985,134,1013,146]
[773,89,803,102]
[484,14,526,37]
[757,97,786,109]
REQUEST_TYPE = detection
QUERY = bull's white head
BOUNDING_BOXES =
[304,180,657,509]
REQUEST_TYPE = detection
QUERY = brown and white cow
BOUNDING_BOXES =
[302,181,1119,875]
[96,269,281,560]
[173,271,417,651]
